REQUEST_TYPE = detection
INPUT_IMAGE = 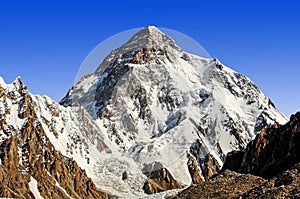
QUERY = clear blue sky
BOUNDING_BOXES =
[0,1,299,116]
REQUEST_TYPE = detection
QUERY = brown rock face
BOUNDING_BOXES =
[0,120,107,199]
[222,112,300,179]
[0,83,108,199]
[0,136,35,199]
[187,155,204,184]
[189,140,221,181]
[143,167,182,194]
[221,150,245,173]
[133,48,159,64]
[202,154,221,180]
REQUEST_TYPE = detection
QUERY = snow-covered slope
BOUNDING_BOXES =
[60,26,288,196]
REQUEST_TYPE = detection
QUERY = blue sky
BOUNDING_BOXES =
[0,1,299,116]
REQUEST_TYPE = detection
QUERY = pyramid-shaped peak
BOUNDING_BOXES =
[145,25,160,31]
[135,25,165,38]
[95,26,182,74]
[120,26,181,53]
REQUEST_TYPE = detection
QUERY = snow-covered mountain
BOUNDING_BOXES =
[59,26,288,196]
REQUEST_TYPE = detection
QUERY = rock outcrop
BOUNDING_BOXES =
[187,154,204,184]
[143,167,182,194]
[201,153,221,180]
[222,112,300,179]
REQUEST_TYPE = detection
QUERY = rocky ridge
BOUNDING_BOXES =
[0,77,108,198]
[222,112,300,178]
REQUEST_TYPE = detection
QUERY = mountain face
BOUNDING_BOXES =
[0,77,108,198]
[171,112,300,199]
[60,26,288,196]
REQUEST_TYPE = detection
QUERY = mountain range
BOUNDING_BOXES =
[0,26,298,199]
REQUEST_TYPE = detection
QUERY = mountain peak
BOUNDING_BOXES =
[0,76,25,90]
[140,25,162,35]
[59,26,288,197]
[134,25,167,41]
[13,76,22,84]
[0,76,6,87]
[120,26,181,53]
[95,26,182,74]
